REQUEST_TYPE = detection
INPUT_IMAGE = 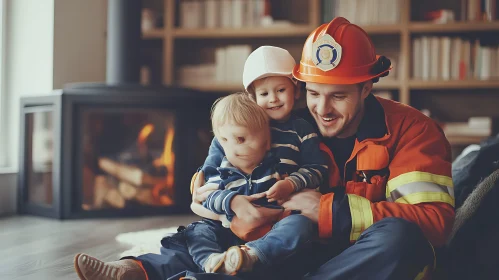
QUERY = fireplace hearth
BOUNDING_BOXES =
[18,84,219,219]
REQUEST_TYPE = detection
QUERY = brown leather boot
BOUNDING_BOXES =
[74,253,147,280]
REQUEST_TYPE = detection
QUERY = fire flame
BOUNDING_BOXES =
[137,124,154,144]
[153,118,175,187]
[136,119,175,206]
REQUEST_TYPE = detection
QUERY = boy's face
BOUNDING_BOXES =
[253,76,298,122]
[216,123,270,174]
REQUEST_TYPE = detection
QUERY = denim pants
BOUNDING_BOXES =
[181,214,316,270]
[131,217,434,280]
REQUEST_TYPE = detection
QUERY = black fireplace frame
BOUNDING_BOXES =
[18,84,219,219]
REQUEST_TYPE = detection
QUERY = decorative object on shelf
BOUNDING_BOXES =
[141,8,157,31]
[425,9,455,23]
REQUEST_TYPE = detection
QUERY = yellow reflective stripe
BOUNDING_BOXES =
[395,192,455,207]
[347,194,374,241]
[414,240,436,280]
[387,171,453,194]
[414,265,430,280]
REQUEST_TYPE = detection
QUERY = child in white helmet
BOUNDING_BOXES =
[173,46,328,276]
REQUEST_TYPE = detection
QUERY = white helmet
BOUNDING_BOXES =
[243,46,296,90]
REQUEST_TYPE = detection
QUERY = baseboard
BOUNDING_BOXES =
[0,173,17,215]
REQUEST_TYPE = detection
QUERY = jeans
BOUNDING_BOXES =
[132,218,433,280]
[182,214,316,270]
[184,219,244,270]
[246,214,316,266]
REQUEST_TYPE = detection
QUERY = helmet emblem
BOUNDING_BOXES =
[312,34,342,71]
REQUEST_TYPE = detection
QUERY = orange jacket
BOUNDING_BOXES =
[318,95,455,247]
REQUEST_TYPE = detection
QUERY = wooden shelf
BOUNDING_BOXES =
[447,135,485,145]
[142,29,164,39]
[179,83,245,92]
[361,24,403,34]
[409,80,499,89]
[182,80,401,92]
[173,25,314,38]
[409,21,499,33]
[373,79,401,89]
[142,21,499,39]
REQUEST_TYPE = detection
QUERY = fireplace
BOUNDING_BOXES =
[18,84,218,218]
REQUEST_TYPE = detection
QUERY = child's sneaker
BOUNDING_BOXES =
[224,245,260,275]
[203,252,227,274]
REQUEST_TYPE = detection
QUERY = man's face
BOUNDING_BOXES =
[306,82,371,138]
[216,123,270,174]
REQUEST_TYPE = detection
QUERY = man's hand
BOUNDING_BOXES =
[191,171,219,204]
[266,179,295,202]
[230,194,283,226]
[190,171,221,220]
[281,189,321,223]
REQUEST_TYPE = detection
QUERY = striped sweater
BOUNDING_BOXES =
[202,153,282,219]
[200,114,329,218]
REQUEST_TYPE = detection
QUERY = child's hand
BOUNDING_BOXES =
[266,179,295,203]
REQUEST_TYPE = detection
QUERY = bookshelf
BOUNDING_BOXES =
[141,0,499,148]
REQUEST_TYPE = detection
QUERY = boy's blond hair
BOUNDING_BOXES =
[211,92,269,137]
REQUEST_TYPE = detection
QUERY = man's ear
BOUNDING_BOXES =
[361,81,373,100]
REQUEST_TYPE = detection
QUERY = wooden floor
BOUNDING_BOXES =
[0,214,198,280]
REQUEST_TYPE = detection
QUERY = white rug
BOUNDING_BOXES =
[115,226,178,258]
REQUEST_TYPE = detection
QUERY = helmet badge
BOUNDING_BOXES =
[312,34,342,72]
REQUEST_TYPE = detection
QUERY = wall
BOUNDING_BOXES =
[0,0,107,216]
[53,0,107,89]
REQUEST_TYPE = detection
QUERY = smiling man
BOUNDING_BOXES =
[280,16,456,279]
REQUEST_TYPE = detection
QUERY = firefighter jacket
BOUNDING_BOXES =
[315,94,455,247]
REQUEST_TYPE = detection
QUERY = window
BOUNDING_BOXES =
[0,0,6,168]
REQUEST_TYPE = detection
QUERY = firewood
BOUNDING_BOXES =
[94,175,110,208]
[119,181,138,200]
[105,188,125,209]
[98,157,164,187]
[159,194,174,206]
[135,189,155,205]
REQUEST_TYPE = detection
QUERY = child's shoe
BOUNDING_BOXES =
[203,252,228,274]
[209,245,259,275]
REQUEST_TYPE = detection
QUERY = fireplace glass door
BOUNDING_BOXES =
[80,108,178,211]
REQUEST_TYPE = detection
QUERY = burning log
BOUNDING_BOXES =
[94,175,110,208]
[119,181,138,200]
[86,120,177,209]
[94,175,125,209]
[135,188,155,205]
[105,187,126,209]
[98,157,165,187]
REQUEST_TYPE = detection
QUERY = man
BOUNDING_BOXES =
[74,17,455,280]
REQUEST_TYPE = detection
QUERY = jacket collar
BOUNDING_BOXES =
[356,94,388,142]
